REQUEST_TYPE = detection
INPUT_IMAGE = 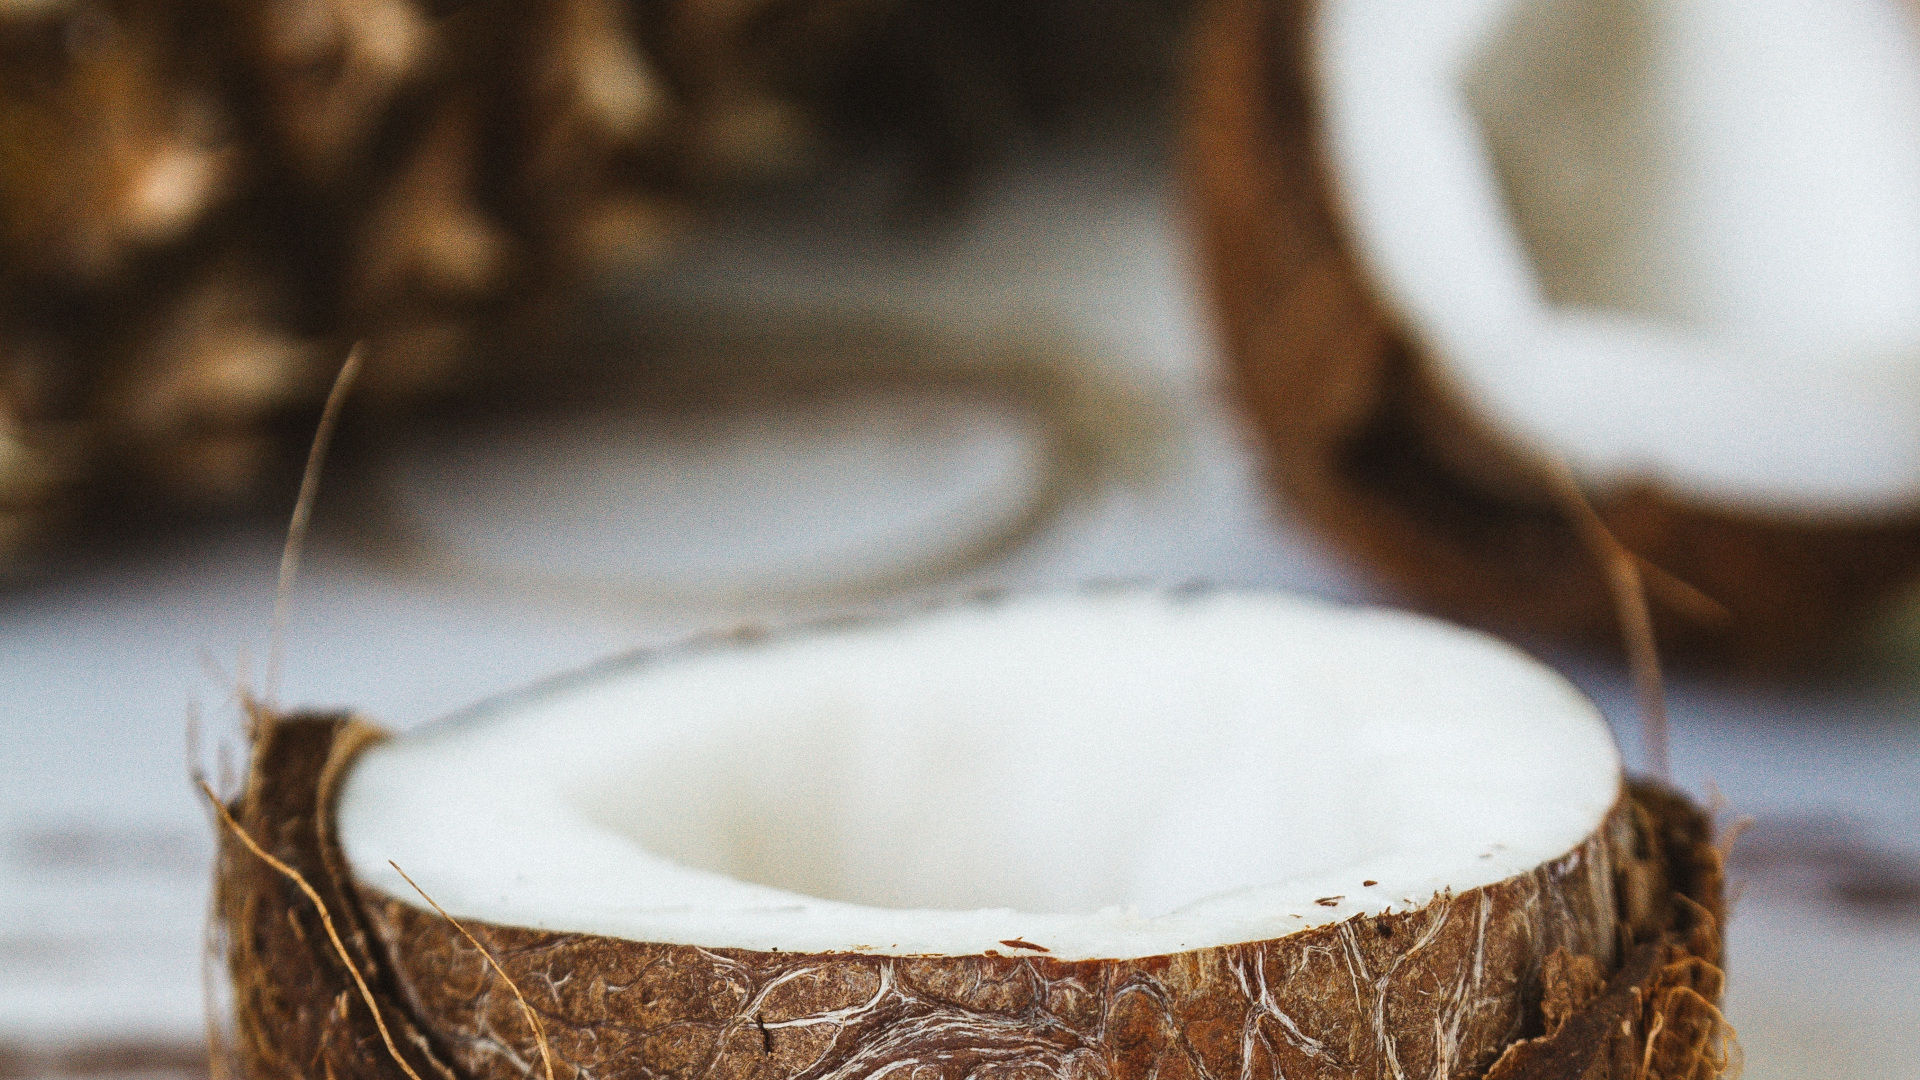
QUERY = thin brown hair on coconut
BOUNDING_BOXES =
[386,862,557,1080]
[202,773,564,1080]
[265,345,363,704]
[201,777,426,1080]
[1543,459,1685,781]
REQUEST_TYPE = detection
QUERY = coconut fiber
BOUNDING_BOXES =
[0,0,1192,571]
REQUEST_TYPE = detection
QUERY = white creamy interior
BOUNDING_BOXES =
[340,591,1620,959]
[1318,0,1920,513]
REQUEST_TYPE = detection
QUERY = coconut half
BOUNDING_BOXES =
[215,591,1730,1080]
[1189,0,1920,666]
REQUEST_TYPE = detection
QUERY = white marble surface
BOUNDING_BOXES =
[2,151,1916,1078]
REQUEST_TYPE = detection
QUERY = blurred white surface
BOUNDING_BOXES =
[2,151,1916,1078]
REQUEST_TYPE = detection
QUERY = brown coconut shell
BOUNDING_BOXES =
[1184,0,1920,672]
[214,711,1732,1080]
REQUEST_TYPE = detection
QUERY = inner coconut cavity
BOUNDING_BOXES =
[1318,0,1920,513]
[339,592,1621,959]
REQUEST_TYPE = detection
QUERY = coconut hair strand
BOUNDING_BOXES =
[199,779,428,1080]
[267,344,365,704]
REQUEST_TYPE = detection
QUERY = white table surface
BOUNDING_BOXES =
[3,148,1916,1079]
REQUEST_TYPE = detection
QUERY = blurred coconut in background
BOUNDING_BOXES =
[1188,0,1920,670]
[0,0,1191,574]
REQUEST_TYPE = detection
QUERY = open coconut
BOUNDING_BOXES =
[1187,0,1920,667]
[214,590,1730,1080]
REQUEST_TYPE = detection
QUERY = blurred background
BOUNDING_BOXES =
[3,0,1918,1077]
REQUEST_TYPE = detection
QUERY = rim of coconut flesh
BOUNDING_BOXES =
[1316,0,1920,517]
[337,590,1621,961]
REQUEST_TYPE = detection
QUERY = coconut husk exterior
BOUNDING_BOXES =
[0,0,1202,574]
[1184,0,1920,671]
[0,0,917,567]
[215,711,1733,1080]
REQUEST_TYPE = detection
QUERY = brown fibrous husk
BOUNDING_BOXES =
[214,711,1734,1080]
[0,0,1201,572]
[1183,0,1920,671]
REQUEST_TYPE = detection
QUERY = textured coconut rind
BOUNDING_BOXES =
[1184,0,1920,671]
[215,715,452,1080]
[218,713,1730,1080]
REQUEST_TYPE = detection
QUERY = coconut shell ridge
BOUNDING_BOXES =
[214,712,1733,1080]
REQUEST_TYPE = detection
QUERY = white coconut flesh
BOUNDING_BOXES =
[1318,0,1920,515]
[339,592,1621,960]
